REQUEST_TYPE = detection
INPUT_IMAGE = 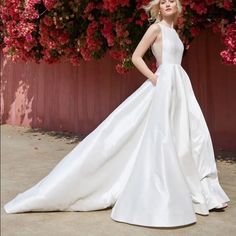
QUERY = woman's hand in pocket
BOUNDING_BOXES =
[149,74,158,86]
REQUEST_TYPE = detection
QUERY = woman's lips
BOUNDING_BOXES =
[166,8,171,11]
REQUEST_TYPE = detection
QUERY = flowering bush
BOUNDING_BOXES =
[220,18,236,64]
[0,0,235,74]
[179,0,235,66]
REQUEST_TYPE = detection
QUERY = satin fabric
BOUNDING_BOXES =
[4,22,230,227]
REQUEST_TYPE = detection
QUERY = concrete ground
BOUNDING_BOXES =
[1,124,236,236]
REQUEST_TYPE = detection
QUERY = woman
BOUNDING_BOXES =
[4,0,230,228]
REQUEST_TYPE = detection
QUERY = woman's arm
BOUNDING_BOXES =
[131,23,160,86]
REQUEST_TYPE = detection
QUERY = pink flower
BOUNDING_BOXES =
[84,2,95,14]
[80,47,92,61]
[43,0,58,11]
[222,0,233,10]
[26,34,33,42]
[43,16,54,27]
[100,17,115,47]
[70,56,80,66]
[109,49,127,61]
[115,63,128,74]
[220,20,236,64]
[140,11,148,21]
[103,0,130,13]
[190,2,207,15]
[190,27,200,37]
[58,32,70,45]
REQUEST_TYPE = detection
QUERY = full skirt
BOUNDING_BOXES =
[4,64,230,227]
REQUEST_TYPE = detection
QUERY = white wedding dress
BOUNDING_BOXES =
[4,22,230,227]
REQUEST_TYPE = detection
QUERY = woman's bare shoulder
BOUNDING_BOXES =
[148,22,161,33]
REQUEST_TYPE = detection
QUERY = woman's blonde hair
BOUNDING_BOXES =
[141,0,182,25]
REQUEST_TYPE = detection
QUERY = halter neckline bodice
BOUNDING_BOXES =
[158,22,175,31]
[151,22,184,66]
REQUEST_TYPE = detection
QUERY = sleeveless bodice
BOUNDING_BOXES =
[151,22,184,66]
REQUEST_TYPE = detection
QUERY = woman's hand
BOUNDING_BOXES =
[131,24,161,84]
[149,74,158,86]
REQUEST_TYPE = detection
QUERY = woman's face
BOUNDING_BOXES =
[159,0,178,17]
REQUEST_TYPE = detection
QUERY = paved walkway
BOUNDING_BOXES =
[1,124,236,236]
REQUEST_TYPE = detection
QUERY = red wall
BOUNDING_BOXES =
[1,28,236,150]
[182,29,236,151]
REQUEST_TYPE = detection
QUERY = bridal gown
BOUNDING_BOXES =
[4,22,230,227]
